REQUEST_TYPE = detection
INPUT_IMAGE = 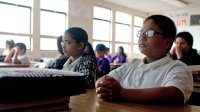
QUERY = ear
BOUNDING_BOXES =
[78,42,85,50]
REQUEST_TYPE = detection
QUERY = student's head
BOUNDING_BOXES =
[96,44,106,58]
[57,36,65,55]
[175,31,193,53]
[15,43,27,54]
[138,15,176,58]
[5,40,15,49]
[117,46,125,56]
[62,27,95,57]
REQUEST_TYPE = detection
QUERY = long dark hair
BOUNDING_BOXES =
[57,36,64,55]
[119,46,126,57]
[65,27,96,56]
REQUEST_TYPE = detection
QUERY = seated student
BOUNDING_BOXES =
[4,42,30,65]
[96,15,193,104]
[96,44,110,79]
[0,39,15,62]
[62,27,97,89]
[105,47,112,63]
[169,31,200,65]
[46,36,68,69]
[111,46,127,63]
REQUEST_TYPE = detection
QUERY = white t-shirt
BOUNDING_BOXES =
[108,56,193,103]
[62,56,81,71]
[18,55,29,64]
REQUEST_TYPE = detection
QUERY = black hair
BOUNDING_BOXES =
[144,15,177,52]
[65,27,95,56]
[105,47,109,51]
[57,36,64,55]
[118,46,126,57]
[15,43,27,53]
[176,31,193,47]
[6,39,15,48]
[96,44,106,52]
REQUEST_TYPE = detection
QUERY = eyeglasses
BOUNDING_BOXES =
[137,29,163,38]
[61,40,72,46]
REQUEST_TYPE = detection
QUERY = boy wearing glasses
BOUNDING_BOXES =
[96,15,193,104]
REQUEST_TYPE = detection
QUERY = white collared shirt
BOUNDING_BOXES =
[108,56,193,103]
[62,56,81,71]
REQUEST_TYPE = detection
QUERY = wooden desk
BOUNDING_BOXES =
[0,62,29,68]
[70,89,200,112]
[110,63,122,70]
[189,65,200,74]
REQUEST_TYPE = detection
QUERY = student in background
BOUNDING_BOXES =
[0,39,15,62]
[169,31,200,65]
[46,36,68,69]
[96,44,110,79]
[111,46,127,63]
[96,15,193,104]
[4,42,29,65]
[105,47,112,63]
[62,27,97,89]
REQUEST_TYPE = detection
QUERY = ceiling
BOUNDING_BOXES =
[103,0,200,14]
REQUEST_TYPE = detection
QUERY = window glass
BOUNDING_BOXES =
[93,20,111,41]
[40,11,66,36]
[115,24,130,42]
[116,11,131,24]
[0,4,30,34]
[134,16,144,27]
[40,38,57,50]
[0,35,30,49]
[0,0,32,6]
[93,6,111,20]
[133,44,140,53]
[41,0,68,12]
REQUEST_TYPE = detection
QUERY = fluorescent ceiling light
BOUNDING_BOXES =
[162,0,188,8]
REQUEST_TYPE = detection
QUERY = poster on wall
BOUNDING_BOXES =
[190,15,200,25]
[169,12,190,27]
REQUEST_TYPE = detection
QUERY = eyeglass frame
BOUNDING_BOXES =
[61,40,73,46]
[137,29,164,38]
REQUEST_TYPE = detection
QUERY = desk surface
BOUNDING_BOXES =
[70,89,200,112]
[0,62,29,68]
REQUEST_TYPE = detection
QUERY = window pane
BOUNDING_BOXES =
[115,24,130,42]
[133,27,141,44]
[115,43,129,54]
[0,4,30,34]
[93,6,111,21]
[41,11,66,36]
[116,11,131,24]
[40,38,57,50]
[41,0,68,12]
[0,35,30,49]
[93,19,111,41]
[133,44,140,53]
[93,41,111,51]
[0,0,32,6]
[134,16,144,27]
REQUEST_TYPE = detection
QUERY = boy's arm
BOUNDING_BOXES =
[12,47,21,64]
[4,48,15,63]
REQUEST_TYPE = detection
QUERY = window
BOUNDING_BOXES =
[93,6,112,51]
[115,11,131,55]
[40,0,68,50]
[0,1,32,49]
[133,16,144,53]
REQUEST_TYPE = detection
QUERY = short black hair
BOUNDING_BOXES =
[15,43,27,53]
[57,36,64,55]
[176,31,193,47]
[144,15,177,52]
[96,44,106,52]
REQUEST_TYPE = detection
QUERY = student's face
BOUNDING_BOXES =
[138,19,171,58]
[175,37,191,53]
[117,48,122,54]
[62,33,83,57]
[96,51,105,58]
